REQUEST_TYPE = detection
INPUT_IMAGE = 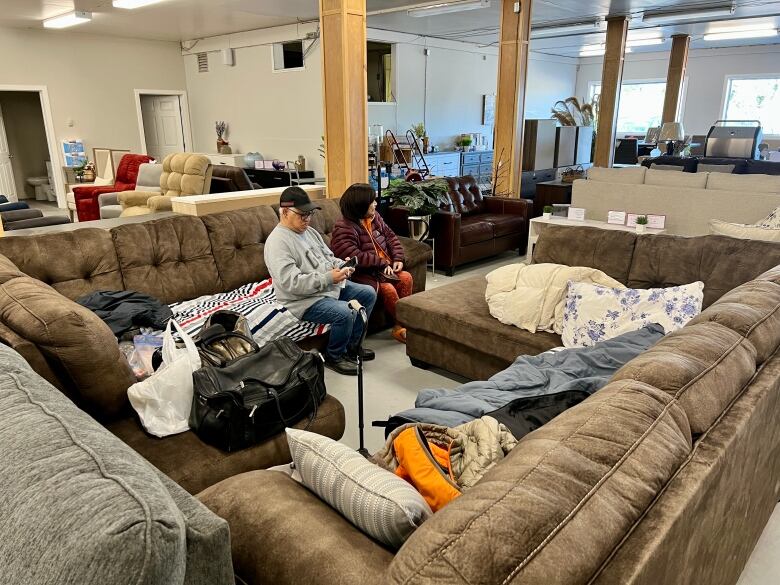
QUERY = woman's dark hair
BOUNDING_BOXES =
[340,183,376,223]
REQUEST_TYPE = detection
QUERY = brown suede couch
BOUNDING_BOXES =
[398,224,780,381]
[0,199,431,494]
[195,229,780,585]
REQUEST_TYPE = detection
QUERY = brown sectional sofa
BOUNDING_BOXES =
[196,231,780,585]
[398,223,780,381]
[0,199,431,493]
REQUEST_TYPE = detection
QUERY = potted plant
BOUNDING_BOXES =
[635,215,649,234]
[458,135,473,151]
[387,178,449,239]
[215,121,230,153]
[542,205,554,220]
[411,122,429,153]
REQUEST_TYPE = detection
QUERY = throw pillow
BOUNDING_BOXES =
[755,206,780,229]
[286,428,432,549]
[561,281,704,348]
[649,163,684,172]
[93,176,113,186]
[645,168,707,188]
[710,219,780,243]
[586,166,647,185]
[706,173,780,194]
[697,163,736,174]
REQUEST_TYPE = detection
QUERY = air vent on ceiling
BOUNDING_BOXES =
[197,52,209,73]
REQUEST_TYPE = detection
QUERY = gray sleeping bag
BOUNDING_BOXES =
[394,323,665,428]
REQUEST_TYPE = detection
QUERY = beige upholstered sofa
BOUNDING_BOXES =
[572,166,780,236]
[119,153,213,217]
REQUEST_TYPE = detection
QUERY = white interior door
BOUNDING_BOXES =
[0,104,17,201]
[141,95,185,161]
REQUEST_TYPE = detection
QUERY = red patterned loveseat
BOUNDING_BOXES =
[74,154,153,221]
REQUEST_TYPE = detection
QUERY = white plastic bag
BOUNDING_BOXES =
[127,319,201,437]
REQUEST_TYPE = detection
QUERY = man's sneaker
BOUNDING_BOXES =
[324,355,358,375]
[348,347,375,361]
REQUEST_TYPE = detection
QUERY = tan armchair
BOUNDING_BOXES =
[119,153,212,217]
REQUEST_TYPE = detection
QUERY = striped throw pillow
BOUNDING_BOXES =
[286,429,432,549]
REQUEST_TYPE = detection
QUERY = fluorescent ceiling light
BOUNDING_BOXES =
[703,28,778,41]
[113,0,164,8]
[626,37,666,47]
[642,4,735,25]
[581,44,605,52]
[531,20,603,39]
[43,10,92,28]
[408,0,490,18]
[580,47,632,57]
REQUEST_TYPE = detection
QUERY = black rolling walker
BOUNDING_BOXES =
[348,299,370,457]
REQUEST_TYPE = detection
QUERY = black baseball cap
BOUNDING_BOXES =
[279,187,321,213]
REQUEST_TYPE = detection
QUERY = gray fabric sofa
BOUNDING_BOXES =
[0,343,235,584]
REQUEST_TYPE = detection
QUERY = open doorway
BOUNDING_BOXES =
[0,88,66,212]
[134,90,192,160]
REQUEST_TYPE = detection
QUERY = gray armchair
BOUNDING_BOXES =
[100,162,163,219]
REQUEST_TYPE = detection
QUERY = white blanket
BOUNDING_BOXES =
[485,263,625,334]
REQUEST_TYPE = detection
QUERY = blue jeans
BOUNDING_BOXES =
[302,281,377,360]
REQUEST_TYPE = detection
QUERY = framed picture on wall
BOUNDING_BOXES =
[62,140,86,167]
[483,94,496,125]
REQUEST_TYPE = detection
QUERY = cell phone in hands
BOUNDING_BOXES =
[342,257,357,269]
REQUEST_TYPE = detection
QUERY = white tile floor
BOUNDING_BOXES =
[325,251,779,584]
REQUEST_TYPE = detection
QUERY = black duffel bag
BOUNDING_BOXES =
[189,336,326,452]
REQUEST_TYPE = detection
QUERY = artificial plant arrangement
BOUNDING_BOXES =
[215,121,230,152]
[635,215,649,233]
[543,205,554,219]
[550,96,599,127]
[387,178,449,216]
[411,122,426,138]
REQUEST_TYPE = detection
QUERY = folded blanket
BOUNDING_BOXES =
[169,280,329,346]
[391,323,664,428]
[485,262,624,333]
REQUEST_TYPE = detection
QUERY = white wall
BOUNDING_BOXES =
[0,28,186,171]
[574,45,780,139]
[182,24,578,172]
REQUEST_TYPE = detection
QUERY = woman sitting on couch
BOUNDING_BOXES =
[331,183,411,343]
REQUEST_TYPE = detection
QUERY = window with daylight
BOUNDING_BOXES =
[590,81,668,134]
[723,76,780,136]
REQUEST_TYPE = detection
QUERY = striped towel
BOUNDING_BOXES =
[169,280,329,346]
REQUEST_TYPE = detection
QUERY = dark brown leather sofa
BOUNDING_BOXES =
[210,164,260,193]
[0,199,431,494]
[196,228,780,585]
[433,175,531,275]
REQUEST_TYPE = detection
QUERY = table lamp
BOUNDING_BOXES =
[660,122,685,156]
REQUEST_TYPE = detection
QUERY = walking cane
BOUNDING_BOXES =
[348,299,370,457]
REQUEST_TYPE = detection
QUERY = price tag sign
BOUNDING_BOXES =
[567,207,586,221]
[607,211,626,225]
[626,213,639,227]
[646,214,666,229]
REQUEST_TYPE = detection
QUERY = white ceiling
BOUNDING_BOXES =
[2,0,780,56]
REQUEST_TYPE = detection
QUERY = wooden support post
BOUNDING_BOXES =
[492,0,532,197]
[593,16,629,168]
[319,0,368,198]
[662,34,691,124]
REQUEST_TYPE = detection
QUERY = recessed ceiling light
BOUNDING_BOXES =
[703,28,778,41]
[43,10,92,29]
[408,0,490,18]
[113,0,164,8]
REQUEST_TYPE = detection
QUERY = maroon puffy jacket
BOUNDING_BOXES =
[330,212,405,291]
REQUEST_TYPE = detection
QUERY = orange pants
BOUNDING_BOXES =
[378,271,413,319]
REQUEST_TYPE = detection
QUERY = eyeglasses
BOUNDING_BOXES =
[290,209,316,220]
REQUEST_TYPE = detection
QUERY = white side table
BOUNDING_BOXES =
[528,216,665,254]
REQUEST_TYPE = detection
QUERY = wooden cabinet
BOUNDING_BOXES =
[426,152,461,177]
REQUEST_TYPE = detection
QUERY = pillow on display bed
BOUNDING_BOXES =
[562,281,704,348]
[710,219,780,243]
[756,206,780,229]
[697,164,736,174]
[286,428,432,549]
[649,163,684,172]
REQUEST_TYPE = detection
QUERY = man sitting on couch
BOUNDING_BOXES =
[265,187,377,375]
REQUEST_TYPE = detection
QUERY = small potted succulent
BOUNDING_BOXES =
[542,205,554,220]
[635,215,649,233]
